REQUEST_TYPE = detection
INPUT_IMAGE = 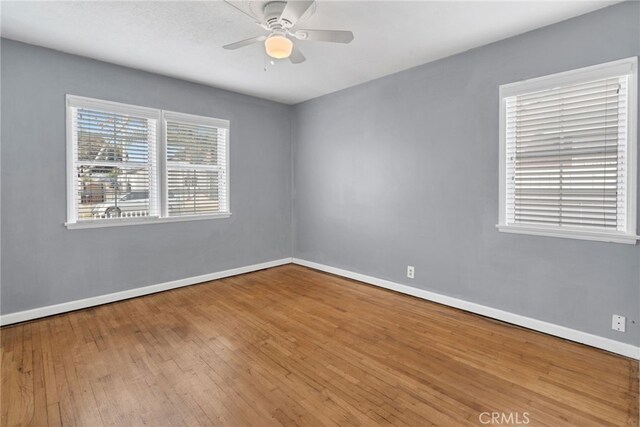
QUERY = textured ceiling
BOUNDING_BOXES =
[0,1,621,104]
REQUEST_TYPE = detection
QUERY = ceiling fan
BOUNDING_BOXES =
[223,0,354,64]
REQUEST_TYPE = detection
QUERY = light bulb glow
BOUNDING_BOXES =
[264,35,293,59]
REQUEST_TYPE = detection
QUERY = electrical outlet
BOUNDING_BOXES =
[612,315,626,332]
[407,266,415,279]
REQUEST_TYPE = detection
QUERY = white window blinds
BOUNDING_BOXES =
[66,96,231,228]
[68,99,159,222]
[164,113,229,217]
[499,58,637,243]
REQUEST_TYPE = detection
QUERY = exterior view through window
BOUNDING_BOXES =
[73,107,157,220]
[66,96,230,228]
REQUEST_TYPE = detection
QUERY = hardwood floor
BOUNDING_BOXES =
[1,264,638,426]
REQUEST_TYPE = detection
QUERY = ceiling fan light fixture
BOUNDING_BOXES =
[223,0,354,65]
[264,35,293,59]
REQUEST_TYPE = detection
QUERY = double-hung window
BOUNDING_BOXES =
[164,112,229,217]
[498,58,638,244]
[66,95,230,228]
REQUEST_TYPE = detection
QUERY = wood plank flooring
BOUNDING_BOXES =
[1,264,638,426]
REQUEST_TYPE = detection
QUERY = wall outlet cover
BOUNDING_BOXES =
[407,266,415,279]
[612,315,626,332]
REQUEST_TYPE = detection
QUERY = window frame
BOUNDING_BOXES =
[65,95,231,229]
[497,57,639,244]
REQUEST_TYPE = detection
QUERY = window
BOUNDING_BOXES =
[66,96,230,228]
[164,112,229,217]
[498,58,638,244]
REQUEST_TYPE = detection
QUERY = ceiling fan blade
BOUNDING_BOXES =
[280,0,315,26]
[293,29,354,44]
[289,45,306,64]
[224,0,261,22]
[223,35,267,50]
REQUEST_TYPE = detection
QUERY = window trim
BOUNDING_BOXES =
[65,95,231,229]
[65,212,231,230]
[497,57,639,244]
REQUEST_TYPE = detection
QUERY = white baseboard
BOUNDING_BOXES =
[4,256,637,359]
[292,258,640,360]
[0,258,293,326]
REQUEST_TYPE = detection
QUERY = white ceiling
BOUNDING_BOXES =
[0,1,621,104]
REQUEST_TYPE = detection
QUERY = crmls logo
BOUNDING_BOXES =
[479,412,530,425]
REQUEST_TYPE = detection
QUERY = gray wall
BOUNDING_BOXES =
[292,2,640,345]
[1,39,292,314]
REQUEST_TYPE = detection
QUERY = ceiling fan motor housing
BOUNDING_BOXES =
[264,1,292,31]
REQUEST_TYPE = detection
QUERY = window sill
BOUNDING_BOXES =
[496,224,639,245]
[66,213,232,229]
